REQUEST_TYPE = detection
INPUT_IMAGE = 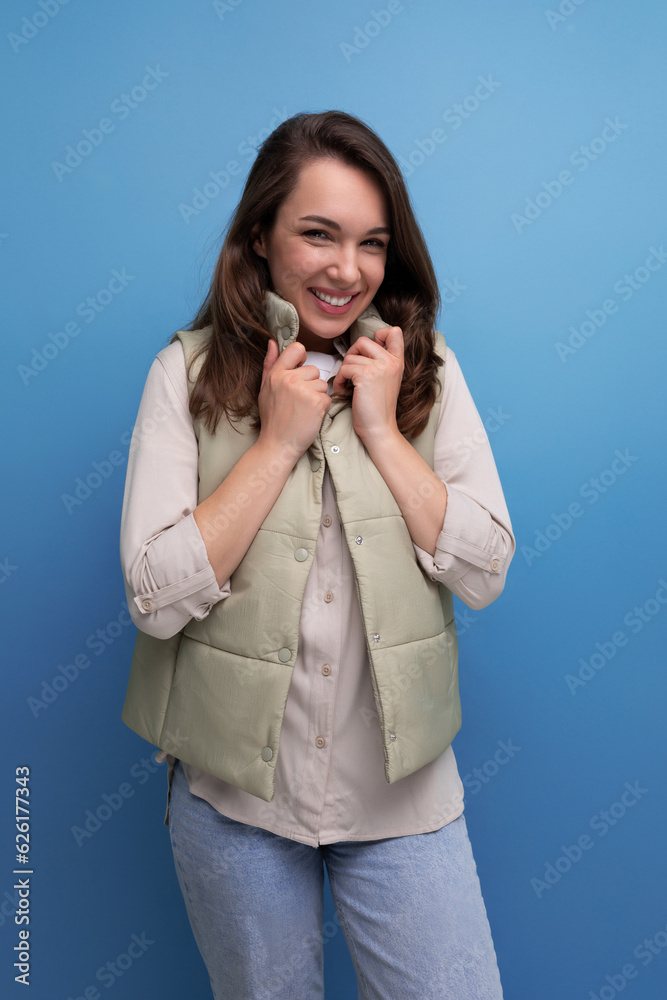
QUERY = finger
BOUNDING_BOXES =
[373,326,404,357]
[271,339,307,371]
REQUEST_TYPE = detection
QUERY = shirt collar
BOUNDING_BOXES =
[263,288,389,360]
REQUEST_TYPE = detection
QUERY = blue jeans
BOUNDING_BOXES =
[168,758,504,1000]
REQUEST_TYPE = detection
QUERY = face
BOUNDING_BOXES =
[252,158,391,354]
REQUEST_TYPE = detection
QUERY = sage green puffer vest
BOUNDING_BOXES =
[121,290,461,802]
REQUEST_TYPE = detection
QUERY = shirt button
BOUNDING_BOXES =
[322,515,332,527]
[324,591,334,603]
[390,732,397,741]
[355,535,363,545]
[321,664,332,676]
[294,547,308,561]
[490,558,500,572]
[141,599,154,612]
[373,633,380,643]
[315,736,326,749]
[280,325,292,341]
[310,458,321,472]
[261,746,273,761]
[330,445,340,454]
[278,647,292,662]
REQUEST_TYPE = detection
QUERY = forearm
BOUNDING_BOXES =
[363,429,448,556]
[193,436,298,586]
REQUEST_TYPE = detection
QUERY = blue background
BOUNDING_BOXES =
[2,1,666,997]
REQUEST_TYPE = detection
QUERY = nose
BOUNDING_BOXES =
[327,242,361,286]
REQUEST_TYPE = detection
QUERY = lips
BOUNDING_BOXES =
[308,287,360,314]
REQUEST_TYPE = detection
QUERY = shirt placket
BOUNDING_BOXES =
[293,462,344,836]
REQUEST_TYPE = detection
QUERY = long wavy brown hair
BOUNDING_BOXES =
[184,110,444,439]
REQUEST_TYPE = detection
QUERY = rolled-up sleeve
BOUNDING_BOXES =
[119,341,231,639]
[413,346,515,611]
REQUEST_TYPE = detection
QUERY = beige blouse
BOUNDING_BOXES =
[120,332,515,847]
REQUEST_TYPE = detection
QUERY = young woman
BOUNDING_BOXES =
[120,110,514,999]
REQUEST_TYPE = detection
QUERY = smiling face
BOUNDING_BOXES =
[252,157,391,354]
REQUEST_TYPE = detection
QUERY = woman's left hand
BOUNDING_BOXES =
[331,326,404,445]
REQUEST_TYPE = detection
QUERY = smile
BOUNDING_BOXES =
[310,288,356,306]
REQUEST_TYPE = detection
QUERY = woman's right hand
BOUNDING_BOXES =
[257,337,332,461]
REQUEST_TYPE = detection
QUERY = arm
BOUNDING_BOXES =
[119,342,233,640]
[365,346,515,611]
[120,337,323,639]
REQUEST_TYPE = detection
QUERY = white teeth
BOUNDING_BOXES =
[312,289,353,306]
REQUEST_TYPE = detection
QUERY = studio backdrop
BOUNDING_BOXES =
[2,1,666,998]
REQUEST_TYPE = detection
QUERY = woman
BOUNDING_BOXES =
[120,110,515,999]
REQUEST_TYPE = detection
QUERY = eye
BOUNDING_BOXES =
[302,230,387,249]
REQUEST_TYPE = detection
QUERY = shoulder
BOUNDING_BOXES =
[153,326,213,402]
[431,330,461,384]
[151,340,189,409]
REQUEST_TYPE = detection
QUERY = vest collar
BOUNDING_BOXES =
[263,288,388,356]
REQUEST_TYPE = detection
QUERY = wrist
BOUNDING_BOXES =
[253,433,304,471]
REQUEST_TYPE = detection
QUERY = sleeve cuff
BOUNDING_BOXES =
[413,484,509,583]
[132,511,231,620]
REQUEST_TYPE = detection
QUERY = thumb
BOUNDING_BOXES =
[262,336,279,377]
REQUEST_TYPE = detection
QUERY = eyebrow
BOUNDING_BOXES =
[298,214,391,236]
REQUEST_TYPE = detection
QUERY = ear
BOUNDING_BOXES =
[251,225,267,259]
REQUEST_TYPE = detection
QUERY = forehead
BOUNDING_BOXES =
[279,158,388,221]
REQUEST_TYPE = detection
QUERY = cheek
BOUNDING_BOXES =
[282,250,321,294]
[368,259,387,290]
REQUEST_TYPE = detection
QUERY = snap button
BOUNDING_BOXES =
[261,746,273,761]
[315,736,326,749]
[141,599,154,612]
[278,647,292,662]
[294,547,308,561]
[322,515,332,527]
[390,732,397,742]
[280,325,292,340]
[355,535,363,545]
[330,445,340,454]
[490,558,500,572]
[310,459,321,472]
[373,633,380,643]
[321,664,331,676]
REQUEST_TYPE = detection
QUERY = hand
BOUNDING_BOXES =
[331,326,404,445]
[257,338,332,461]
